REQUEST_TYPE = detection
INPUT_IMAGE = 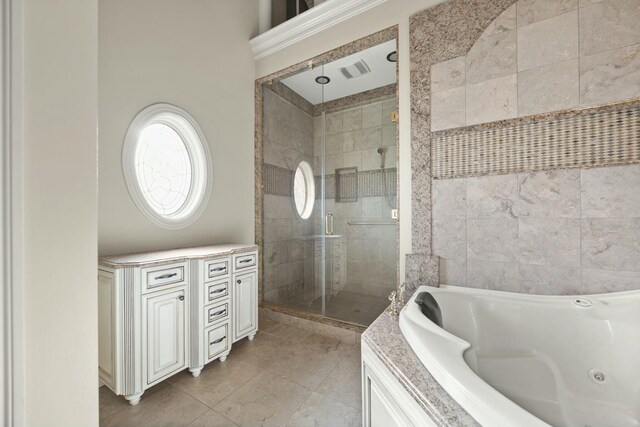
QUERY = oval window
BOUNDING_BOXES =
[123,104,212,228]
[293,160,315,219]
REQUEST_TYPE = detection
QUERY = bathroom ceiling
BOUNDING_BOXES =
[280,39,397,105]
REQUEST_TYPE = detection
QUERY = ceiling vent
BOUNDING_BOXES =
[339,60,371,79]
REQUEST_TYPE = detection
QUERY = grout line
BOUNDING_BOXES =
[169,365,263,412]
[579,168,584,293]
[577,0,582,107]
[515,1,520,119]
[206,409,241,427]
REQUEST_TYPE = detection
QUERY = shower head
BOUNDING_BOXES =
[377,147,385,169]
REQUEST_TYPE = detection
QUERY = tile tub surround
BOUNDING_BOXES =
[408,0,517,281]
[433,164,640,294]
[429,0,640,131]
[408,0,640,288]
[100,313,363,427]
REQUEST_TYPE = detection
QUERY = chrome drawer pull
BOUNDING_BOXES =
[209,288,226,294]
[210,337,225,345]
[210,267,226,272]
[238,259,253,264]
[155,272,177,280]
[209,309,226,318]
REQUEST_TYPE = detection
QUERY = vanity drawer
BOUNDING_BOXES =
[233,253,256,271]
[204,258,229,281]
[204,279,230,304]
[206,323,229,362]
[204,301,229,328]
[142,262,188,292]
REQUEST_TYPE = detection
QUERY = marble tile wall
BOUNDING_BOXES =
[430,0,640,131]
[313,97,397,175]
[262,87,315,303]
[433,164,640,294]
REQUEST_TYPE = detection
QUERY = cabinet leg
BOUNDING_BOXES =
[124,392,143,406]
[248,333,256,341]
[189,367,203,378]
[219,354,228,362]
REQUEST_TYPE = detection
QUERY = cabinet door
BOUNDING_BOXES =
[232,270,257,342]
[363,363,414,427]
[98,271,116,390]
[369,377,407,427]
[145,288,187,385]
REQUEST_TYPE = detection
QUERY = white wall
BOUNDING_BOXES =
[99,0,259,256]
[23,0,99,425]
[255,0,444,280]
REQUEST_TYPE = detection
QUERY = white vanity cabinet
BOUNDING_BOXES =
[98,244,258,405]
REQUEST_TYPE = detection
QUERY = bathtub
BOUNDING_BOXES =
[399,285,640,427]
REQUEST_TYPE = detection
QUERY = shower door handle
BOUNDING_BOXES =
[325,212,334,236]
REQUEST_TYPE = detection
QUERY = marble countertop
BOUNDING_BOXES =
[99,244,258,268]
[362,294,480,427]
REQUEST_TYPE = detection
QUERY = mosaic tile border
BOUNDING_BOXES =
[264,163,397,200]
[263,164,293,196]
[433,100,640,179]
[316,168,397,200]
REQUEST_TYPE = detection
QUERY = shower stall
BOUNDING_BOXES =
[260,38,399,327]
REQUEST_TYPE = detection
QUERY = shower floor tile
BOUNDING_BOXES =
[99,315,363,427]
[279,289,390,326]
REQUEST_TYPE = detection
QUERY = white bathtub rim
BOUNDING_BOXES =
[418,283,640,302]
[400,285,640,427]
[400,286,556,427]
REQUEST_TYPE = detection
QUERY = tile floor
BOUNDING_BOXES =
[99,316,362,427]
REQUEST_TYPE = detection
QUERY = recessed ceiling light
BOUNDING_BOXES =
[315,75,330,85]
[386,51,397,63]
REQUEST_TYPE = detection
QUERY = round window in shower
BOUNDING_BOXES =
[122,103,212,228]
[293,160,315,219]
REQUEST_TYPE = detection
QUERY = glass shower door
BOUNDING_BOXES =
[261,62,329,316]
[262,38,399,327]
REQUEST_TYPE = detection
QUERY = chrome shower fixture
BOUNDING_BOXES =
[377,147,385,169]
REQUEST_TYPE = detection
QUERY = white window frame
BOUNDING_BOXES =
[122,103,212,229]
[292,159,315,219]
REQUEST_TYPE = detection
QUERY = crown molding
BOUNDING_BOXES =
[250,0,388,60]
